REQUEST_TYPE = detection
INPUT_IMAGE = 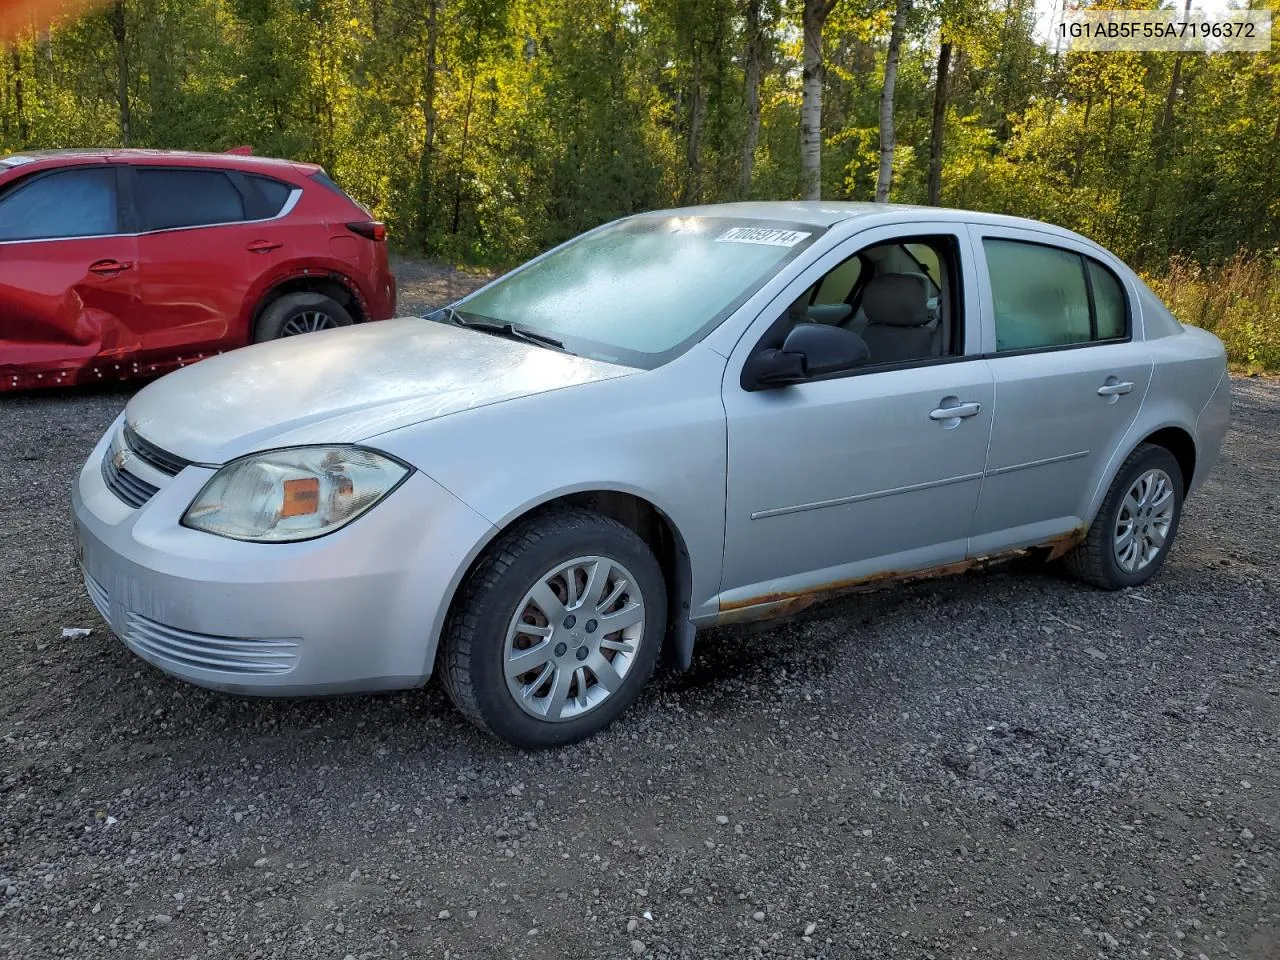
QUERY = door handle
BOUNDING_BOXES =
[930,401,981,421]
[1097,379,1134,397]
[246,239,283,253]
[88,259,132,276]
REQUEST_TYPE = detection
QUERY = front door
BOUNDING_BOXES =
[719,223,993,615]
[0,164,141,387]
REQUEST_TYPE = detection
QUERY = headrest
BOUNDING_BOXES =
[862,273,932,327]
[805,303,853,325]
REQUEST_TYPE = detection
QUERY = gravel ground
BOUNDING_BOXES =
[391,255,492,316]
[1,266,1277,958]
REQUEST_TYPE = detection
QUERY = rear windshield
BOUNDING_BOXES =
[454,216,820,368]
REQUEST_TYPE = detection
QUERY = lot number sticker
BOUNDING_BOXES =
[717,227,811,247]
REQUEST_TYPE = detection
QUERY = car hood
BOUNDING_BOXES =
[125,318,636,464]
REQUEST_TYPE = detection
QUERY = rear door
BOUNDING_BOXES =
[128,165,294,354]
[967,225,1153,554]
[0,164,140,387]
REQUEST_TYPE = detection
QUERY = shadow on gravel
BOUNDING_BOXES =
[668,554,1054,700]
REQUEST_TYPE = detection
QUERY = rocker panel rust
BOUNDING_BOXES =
[715,526,1087,625]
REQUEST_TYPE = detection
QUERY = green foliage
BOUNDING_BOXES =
[1147,256,1280,373]
[0,0,1277,338]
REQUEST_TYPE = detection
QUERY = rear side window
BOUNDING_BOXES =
[310,170,368,214]
[243,174,293,219]
[136,168,244,231]
[1088,259,1127,340]
[984,239,1128,351]
[0,167,118,241]
[309,170,348,198]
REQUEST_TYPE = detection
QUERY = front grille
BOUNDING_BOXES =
[83,572,110,623]
[123,613,299,676]
[123,424,189,476]
[101,452,159,508]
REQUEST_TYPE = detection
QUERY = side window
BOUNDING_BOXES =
[0,168,118,241]
[772,234,962,369]
[905,242,941,287]
[136,168,245,231]
[1087,259,1127,340]
[813,256,862,305]
[243,174,293,219]
[984,239,1128,351]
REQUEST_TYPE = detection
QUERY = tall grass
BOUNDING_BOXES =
[1146,254,1280,373]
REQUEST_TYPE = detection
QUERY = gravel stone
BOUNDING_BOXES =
[0,278,1276,960]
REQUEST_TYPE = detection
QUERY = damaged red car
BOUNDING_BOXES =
[0,149,396,391]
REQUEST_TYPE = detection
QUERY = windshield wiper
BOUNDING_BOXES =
[427,306,565,352]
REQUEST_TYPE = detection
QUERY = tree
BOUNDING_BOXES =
[416,0,444,249]
[801,0,839,200]
[0,0,1275,282]
[739,0,767,198]
[925,37,949,204]
[108,0,130,144]
[874,0,910,202]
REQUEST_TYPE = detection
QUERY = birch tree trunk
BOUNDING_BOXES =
[801,0,837,200]
[875,0,911,203]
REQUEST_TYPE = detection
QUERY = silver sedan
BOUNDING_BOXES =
[73,202,1231,747]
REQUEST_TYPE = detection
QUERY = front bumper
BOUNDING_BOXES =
[72,421,494,695]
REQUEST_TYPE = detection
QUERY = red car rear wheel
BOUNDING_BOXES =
[253,292,353,342]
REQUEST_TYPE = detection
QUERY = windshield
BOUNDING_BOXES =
[452,216,820,367]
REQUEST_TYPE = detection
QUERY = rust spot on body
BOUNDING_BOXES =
[717,526,1088,625]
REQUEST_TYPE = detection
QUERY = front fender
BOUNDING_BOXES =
[369,347,730,634]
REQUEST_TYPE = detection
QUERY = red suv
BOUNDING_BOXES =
[0,149,396,391]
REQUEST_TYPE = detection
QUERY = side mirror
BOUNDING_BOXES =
[742,322,870,391]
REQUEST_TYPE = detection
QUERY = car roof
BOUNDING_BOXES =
[0,148,318,177]
[639,200,1104,252]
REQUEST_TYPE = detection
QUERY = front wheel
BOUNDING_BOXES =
[1064,443,1184,590]
[439,509,667,748]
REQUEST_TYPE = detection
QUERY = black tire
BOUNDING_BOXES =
[253,292,353,342]
[439,508,667,749]
[1064,443,1184,590]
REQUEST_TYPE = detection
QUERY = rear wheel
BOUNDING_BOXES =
[253,292,353,342]
[440,509,666,748]
[1064,443,1184,590]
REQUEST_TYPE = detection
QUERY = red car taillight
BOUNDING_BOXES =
[346,221,387,242]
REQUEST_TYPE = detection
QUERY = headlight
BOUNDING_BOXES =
[182,446,410,542]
